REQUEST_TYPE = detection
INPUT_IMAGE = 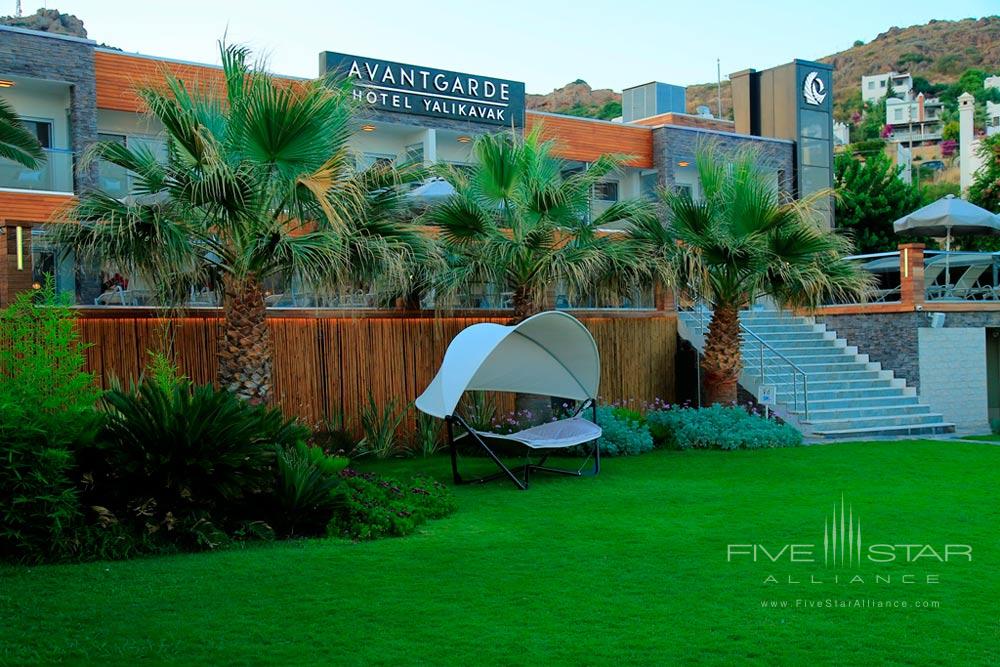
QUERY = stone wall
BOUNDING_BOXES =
[918,327,989,433]
[818,310,1000,391]
[817,309,1000,431]
[0,27,97,192]
[651,125,795,195]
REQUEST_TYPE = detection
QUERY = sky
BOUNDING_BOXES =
[10,0,998,93]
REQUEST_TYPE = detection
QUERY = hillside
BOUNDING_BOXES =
[531,16,1000,121]
[526,80,622,120]
[0,8,87,37]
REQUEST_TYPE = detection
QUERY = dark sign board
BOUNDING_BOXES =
[320,52,525,127]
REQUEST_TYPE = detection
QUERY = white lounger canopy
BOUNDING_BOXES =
[415,311,601,419]
[415,311,602,489]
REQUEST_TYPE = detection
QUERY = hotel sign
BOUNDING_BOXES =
[320,52,525,127]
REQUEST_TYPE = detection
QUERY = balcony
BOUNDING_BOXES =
[97,160,132,198]
[0,148,73,193]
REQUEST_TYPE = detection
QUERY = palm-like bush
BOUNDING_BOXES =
[81,380,308,547]
[0,97,44,168]
[631,146,872,405]
[57,43,435,403]
[427,127,655,321]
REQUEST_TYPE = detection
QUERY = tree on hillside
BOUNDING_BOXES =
[834,151,923,253]
[57,43,435,403]
[858,99,887,141]
[969,134,1000,214]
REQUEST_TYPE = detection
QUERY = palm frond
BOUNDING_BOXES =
[0,97,44,168]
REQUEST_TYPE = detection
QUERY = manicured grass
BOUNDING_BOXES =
[958,434,1000,442]
[2,441,998,665]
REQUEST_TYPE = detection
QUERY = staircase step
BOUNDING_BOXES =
[811,422,956,439]
[741,347,849,359]
[779,385,903,400]
[804,413,947,430]
[766,370,885,383]
[743,332,829,342]
[800,395,920,411]
[802,404,932,420]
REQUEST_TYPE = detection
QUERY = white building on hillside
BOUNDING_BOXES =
[862,71,913,103]
[984,75,1000,91]
[987,101,1000,137]
[885,93,944,145]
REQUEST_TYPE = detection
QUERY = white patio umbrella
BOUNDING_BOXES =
[892,194,1000,287]
[407,177,456,206]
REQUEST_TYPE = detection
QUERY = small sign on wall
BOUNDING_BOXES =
[758,384,776,406]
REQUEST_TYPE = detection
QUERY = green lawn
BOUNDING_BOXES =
[2,441,998,666]
[958,434,1000,442]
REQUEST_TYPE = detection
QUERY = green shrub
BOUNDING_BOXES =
[580,405,654,457]
[81,380,308,550]
[328,470,456,540]
[412,411,444,456]
[357,393,406,459]
[272,442,348,537]
[0,283,101,563]
[0,412,83,563]
[646,405,802,450]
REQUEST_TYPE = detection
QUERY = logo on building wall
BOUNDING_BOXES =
[803,71,827,106]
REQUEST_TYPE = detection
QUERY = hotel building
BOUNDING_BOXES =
[0,25,834,307]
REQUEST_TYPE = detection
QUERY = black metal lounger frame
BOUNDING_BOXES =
[444,400,601,490]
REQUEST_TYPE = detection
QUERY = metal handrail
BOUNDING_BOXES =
[681,298,810,420]
[739,323,810,421]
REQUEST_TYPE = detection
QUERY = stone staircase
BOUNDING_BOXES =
[678,307,955,439]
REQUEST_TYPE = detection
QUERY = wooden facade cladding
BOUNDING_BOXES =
[0,190,73,224]
[526,112,654,168]
[94,50,302,113]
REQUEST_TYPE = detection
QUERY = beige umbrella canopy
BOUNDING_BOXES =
[893,194,1000,285]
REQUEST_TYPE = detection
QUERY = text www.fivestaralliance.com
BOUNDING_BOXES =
[761,599,940,609]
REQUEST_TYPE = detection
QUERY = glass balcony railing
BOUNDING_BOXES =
[97,160,132,198]
[0,148,73,193]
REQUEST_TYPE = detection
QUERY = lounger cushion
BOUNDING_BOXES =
[477,417,602,449]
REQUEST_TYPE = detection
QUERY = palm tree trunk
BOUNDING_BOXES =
[702,303,742,405]
[510,285,538,325]
[510,285,549,419]
[218,276,273,405]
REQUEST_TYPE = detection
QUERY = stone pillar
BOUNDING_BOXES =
[899,242,925,308]
[422,128,437,165]
[0,223,34,308]
[958,92,976,194]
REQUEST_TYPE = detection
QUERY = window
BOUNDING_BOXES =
[880,80,887,88]
[21,119,52,148]
[640,170,659,201]
[404,142,423,164]
[593,181,619,202]
[800,110,829,139]
[894,108,903,122]
[801,138,830,167]
[867,81,875,90]
[674,184,693,199]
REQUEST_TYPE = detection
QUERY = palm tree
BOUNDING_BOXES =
[57,43,434,404]
[630,146,872,405]
[427,127,654,322]
[0,97,44,169]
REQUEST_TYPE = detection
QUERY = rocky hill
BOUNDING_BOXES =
[532,16,1000,121]
[0,8,87,37]
[526,80,622,120]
